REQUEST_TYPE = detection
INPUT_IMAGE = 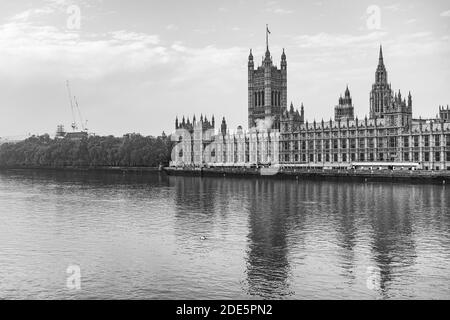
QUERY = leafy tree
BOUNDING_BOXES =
[0,132,173,168]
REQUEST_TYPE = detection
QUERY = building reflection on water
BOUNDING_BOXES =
[244,180,300,298]
[170,174,450,299]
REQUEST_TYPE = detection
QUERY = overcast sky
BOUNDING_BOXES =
[0,0,449,138]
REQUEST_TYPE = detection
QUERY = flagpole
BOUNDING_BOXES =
[266,24,268,51]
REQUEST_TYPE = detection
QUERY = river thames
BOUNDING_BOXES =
[0,170,449,299]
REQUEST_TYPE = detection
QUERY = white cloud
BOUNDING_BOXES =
[166,24,178,31]
[9,7,56,22]
[384,4,400,12]
[0,22,167,80]
[265,1,293,15]
[292,31,387,49]
[405,18,417,24]
[0,17,247,89]
[110,30,160,44]
[440,10,450,17]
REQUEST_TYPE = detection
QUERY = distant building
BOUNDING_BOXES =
[65,131,88,141]
[55,125,66,139]
[54,124,88,141]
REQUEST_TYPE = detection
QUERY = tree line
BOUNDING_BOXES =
[0,133,174,168]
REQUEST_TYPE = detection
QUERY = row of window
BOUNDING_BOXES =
[253,90,282,107]
[281,130,450,139]
[282,135,450,149]
[283,151,450,163]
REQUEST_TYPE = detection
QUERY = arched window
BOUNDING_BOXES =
[278,91,281,106]
[254,92,257,106]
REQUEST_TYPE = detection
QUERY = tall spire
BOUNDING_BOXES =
[265,24,271,59]
[379,45,384,65]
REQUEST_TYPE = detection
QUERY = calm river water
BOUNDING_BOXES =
[0,170,449,299]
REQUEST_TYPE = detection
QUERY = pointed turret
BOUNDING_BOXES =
[221,117,227,136]
[375,45,387,84]
[345,85,350,98]
[379,45,384,66]
[248,49,254,69]
[175,116,179,129]
[300,103,305,122]
[264,24,271,62]
[281,48,287,71]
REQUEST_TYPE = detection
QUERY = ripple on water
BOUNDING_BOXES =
[0,171,449,299]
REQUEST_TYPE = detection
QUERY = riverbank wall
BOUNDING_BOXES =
[0,166,162,174]
[164,166,450,184]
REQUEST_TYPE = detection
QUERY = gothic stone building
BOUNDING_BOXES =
[171,42,450,171]
[171,116,279,167]
[335,86,355,122]
[247,45,287,130]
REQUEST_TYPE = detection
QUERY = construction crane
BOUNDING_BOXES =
[74,95,88,132]
[66,80,88,133]
[66,80,78,131]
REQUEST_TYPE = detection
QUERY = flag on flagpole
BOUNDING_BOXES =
[267,25,271,34]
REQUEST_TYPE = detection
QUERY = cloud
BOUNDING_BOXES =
[9,7,56,22]
[166,24,178,31]
[291,31,387,49]
[384,4,400,12]
[265,1,293,15]
[440,10,450,17]
[167,45,246,85]
[405,18,417,24]
[0,22,167,80]
[110,30,160,44]
[0,15,247,89]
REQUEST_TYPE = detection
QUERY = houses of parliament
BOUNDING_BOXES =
[171,32,450,171]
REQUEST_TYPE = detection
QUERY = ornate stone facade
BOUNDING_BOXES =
[171,117,279,167]
[247,36,287,130]
[335,86,355,122]
[170,37,450,171]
